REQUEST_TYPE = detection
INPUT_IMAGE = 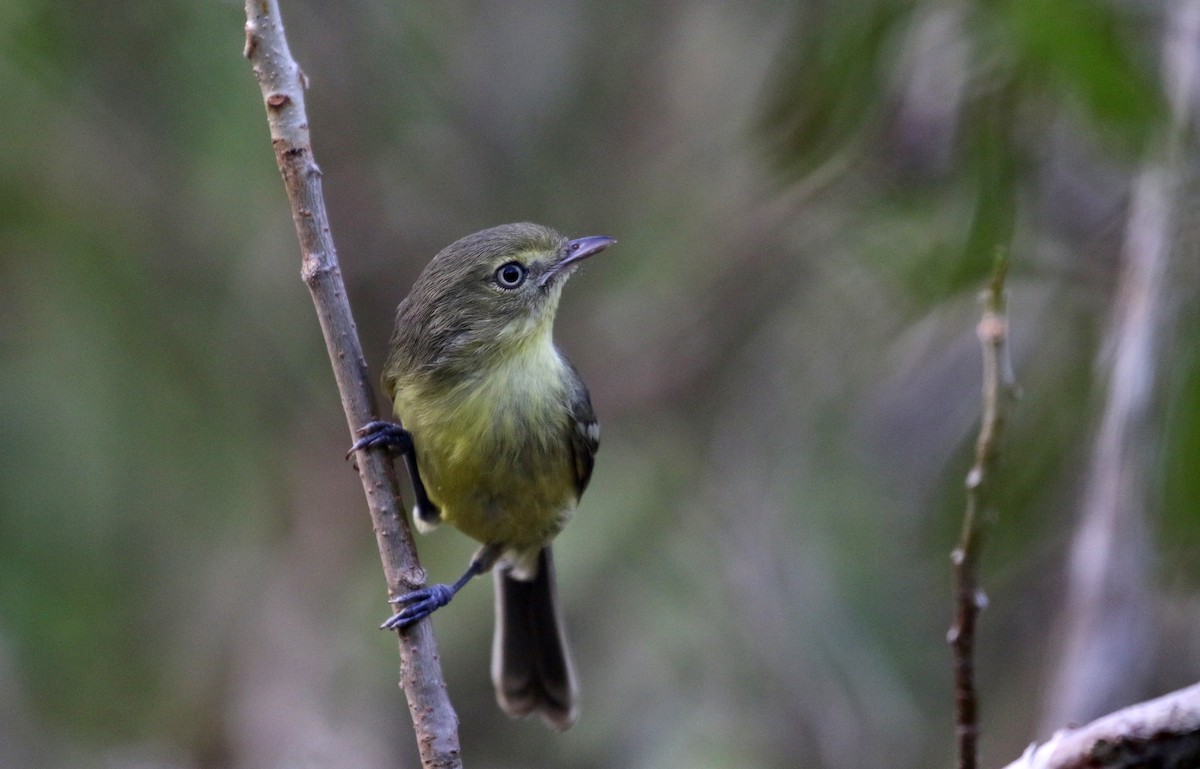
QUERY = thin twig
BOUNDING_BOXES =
[242,3,463,768]
[1002,681,1200,769]
[949,254,1018,769]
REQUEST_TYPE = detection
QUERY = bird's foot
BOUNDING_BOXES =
[346,421,413,458]
[380,584,457,630]
[346,420,442,526]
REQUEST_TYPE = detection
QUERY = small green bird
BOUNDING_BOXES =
[351,222,614,730]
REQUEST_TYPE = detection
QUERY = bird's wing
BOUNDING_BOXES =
[564,360,599,497]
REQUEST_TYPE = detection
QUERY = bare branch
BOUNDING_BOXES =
[1002,682,1200,769]
[242,3,463,767]
[949,254,1018,769]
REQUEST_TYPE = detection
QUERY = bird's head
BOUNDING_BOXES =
[405,223,615,360]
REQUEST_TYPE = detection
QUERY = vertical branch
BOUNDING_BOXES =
[949,255,1018,769]
[242,3,464,768]
[1041,0,1200,731]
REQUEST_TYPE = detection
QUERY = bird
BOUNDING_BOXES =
[350,222,614,730]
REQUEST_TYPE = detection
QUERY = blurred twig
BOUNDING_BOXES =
[1040,0,1200,730]
[949,255,1018,769]
[242,3,463,768]
[1001,682,1200,769]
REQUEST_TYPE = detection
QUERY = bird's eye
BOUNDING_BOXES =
[494,262,527,289]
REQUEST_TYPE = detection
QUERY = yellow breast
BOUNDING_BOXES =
[392,340,578,554]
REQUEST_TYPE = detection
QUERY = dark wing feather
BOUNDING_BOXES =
[563,359,599,497]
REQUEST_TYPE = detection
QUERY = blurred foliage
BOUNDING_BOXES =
[1,1,1198,768]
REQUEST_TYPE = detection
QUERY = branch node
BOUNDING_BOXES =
[243,24,259,58]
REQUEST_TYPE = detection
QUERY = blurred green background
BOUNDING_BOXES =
[3,1,1200,767]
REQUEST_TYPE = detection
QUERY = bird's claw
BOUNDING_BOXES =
[345,420,441,522]
[380,584,456,630]
[346,421,413,459]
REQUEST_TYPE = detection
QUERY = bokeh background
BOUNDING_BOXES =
[3,1,1200,767]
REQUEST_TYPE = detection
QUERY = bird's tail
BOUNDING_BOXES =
[491,547,578,730]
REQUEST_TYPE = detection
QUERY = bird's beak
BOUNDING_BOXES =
[539,235,617,287]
